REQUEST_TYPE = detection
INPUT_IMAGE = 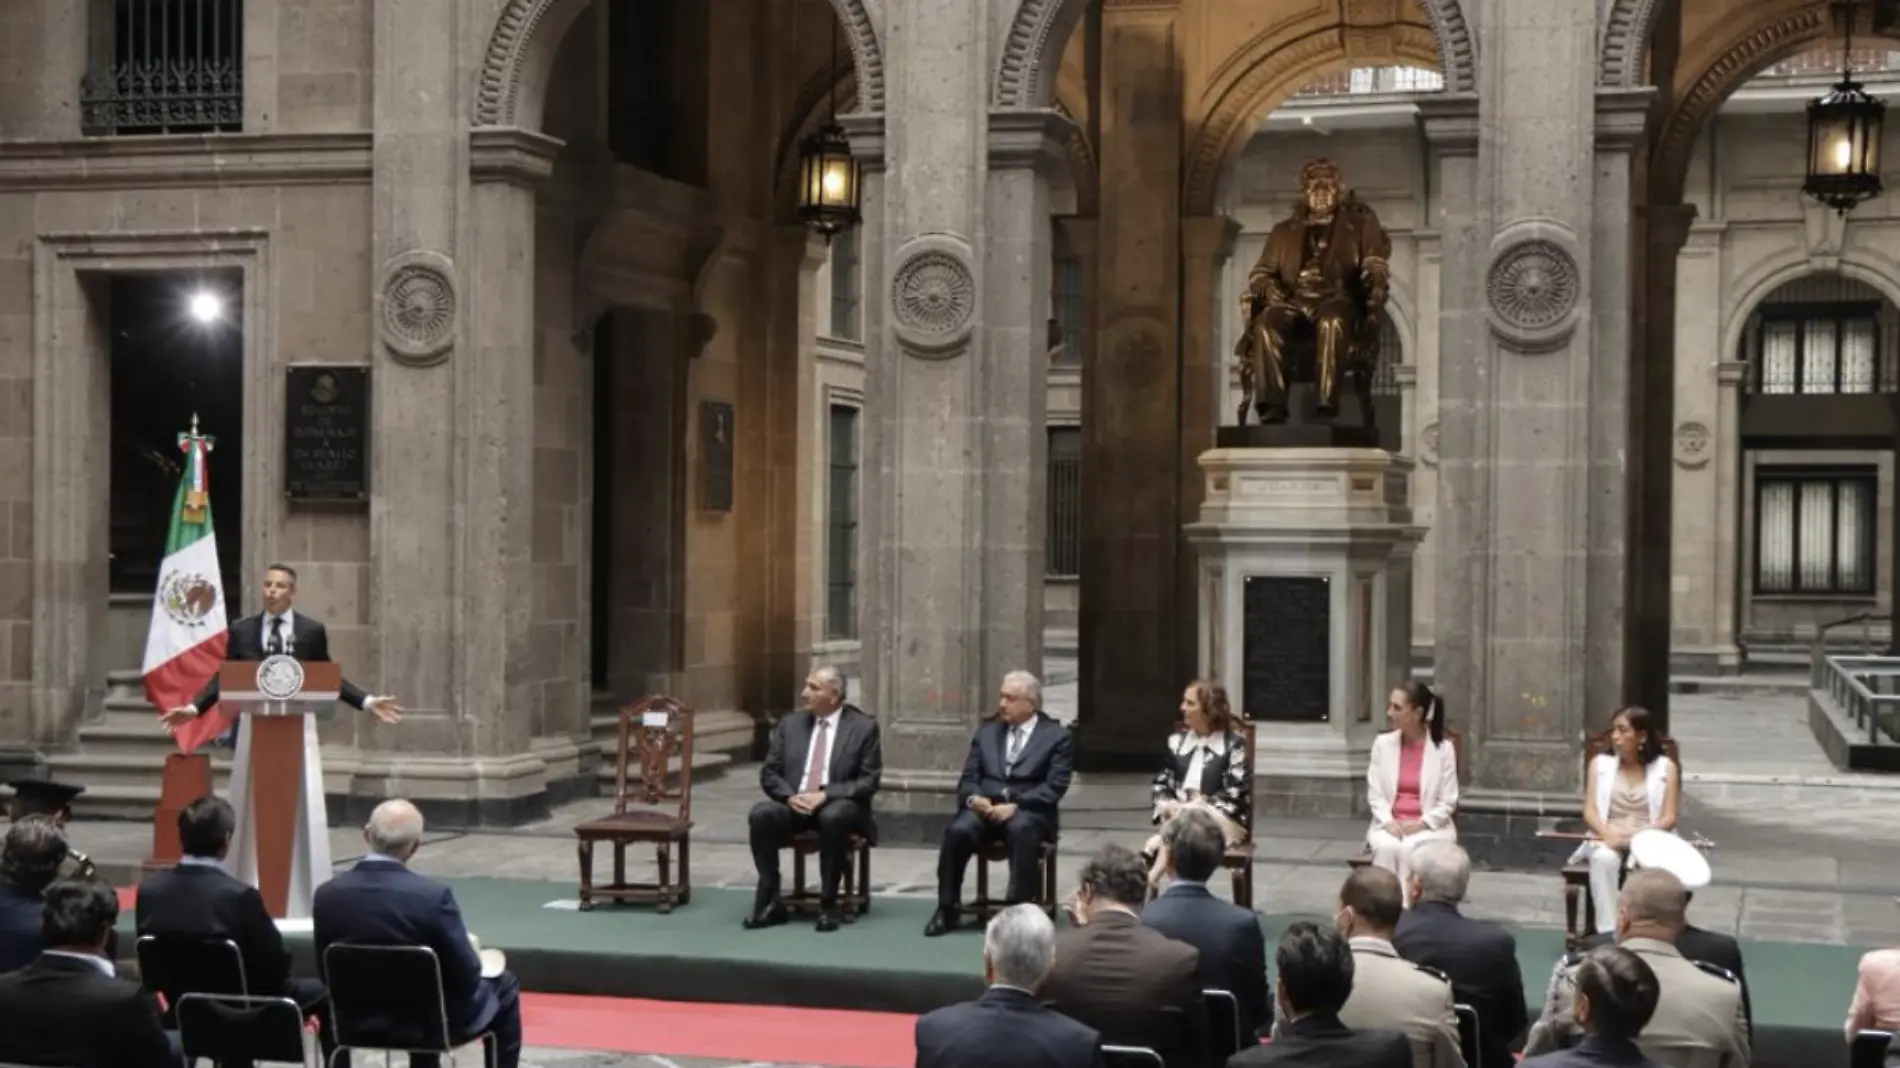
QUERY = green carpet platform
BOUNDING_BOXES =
[120,878,1866,1068]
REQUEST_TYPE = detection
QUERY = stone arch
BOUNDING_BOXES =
[1719,251,1900,368]
[1600,0,1665,87]
[992,0,1477,109]
[476,0,886,130]
[1183,27,1442,216]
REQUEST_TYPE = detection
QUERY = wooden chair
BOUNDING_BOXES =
[970,836,1060,920]
[574,696,694,912]
[1347,727,1462,873]
[1561,731,1682,949]
[785,826,875,919]
[1220,720,1259,908]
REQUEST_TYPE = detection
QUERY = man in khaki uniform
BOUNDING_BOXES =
[5,779,94,880]
[1331,866,1464,1068]
[1523,868,1749,1067]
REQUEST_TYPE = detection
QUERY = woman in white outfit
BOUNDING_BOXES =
[1143,680,1251,890]
[1574,705,1679,934]
[1365,679,1459,903]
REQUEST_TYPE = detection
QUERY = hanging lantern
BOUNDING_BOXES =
[797,119,861,239]
[1805,77,1886,213]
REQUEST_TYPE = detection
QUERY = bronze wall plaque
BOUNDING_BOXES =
[284,365,369,501]
[1242,575,1330,722]
[701,399,733,512]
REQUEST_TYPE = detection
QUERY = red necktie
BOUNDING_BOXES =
[803,719,830,792]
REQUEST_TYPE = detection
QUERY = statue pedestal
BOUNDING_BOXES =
[1183,447,1424,819]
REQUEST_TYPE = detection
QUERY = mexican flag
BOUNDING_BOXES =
[141,421,230,753]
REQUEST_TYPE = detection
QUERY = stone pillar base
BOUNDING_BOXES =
[861,770,962,847]
[322,743,595,828]
[1256,722,1371,819]
[1449,787,1582,870]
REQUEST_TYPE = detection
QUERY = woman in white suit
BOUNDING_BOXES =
[1365,679,1459,902]
[1574,705,1679,934]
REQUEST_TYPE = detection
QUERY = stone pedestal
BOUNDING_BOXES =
[1184,448,1423,818]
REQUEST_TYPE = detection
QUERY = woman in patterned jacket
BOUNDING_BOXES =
[1142,680,1251,891]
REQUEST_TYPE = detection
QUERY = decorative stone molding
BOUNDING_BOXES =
[469,127,562,188]
[380,251,458,366]
[0,133,371,191]
[1422,0,1479,93]
[1419,422,1440,467]
[1673,421,1712,470]
[1600,0,1663,87]
[1484,228,1582,354]
[889,236,977,357]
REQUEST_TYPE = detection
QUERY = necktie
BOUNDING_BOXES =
[1006,727,1025,768]
[268,616,284,656]
[802,718,830,792]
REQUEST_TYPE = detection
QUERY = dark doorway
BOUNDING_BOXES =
[108,272,243,594]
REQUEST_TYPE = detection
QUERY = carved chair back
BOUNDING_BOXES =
[611,696,694,821]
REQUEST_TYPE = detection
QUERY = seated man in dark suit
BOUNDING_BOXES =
[1228,922,1410,1068]
[136,795,334,1056]
[744,665,882,933]
[0,878,179,1068]
[1392,841,1527,1068]
[1142,808,1271,1045]
[313,799,521,1068]
[1520,946,1662,1068]
[927,670,1075,936]
[915,902,1103,1068]
[0,818,68,973]
[1043,844,1207,1068]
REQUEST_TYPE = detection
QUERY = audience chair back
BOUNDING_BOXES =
[1453,1003,1480,1068]
[1202,988,1244,1064]
[1102,1046,1167,1068]
[1851,1029,1895,1068]
[137,934,249,1016]
[176,992,317,1068]
[611,695,695,819]
[322,943,497,1066]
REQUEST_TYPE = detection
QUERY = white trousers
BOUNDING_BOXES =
[1571,841,1629,934]
[1365,824,1457,904]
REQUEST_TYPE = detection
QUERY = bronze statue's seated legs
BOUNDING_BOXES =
[1311,297,1356,414]
[1254,305,1304,423]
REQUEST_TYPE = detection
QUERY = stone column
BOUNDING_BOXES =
[1711,358,1747,666]
[1077,0,1185,770]
[1178,216,1240,679]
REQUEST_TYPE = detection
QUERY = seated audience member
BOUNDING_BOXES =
[1522,870,1747,1067]
[6,779,95,880]
[0,818,68,973]
[1520,946,1665,1068]
[1393,842,1528,1068]
[1143,808,1271,1041]
[1846,943,1900,1048]
[1579,851,1746,1036]
[1333,867,1464,1068]
[1041,844,1207,1068]
[314,799,522,1068]
[1145,681,1251,890]
[744,666,882,933]
[927,670,1075,936]
[1229,921,1411,1068]
[0,878,179,1068]
[1573,706,1679,935]
[137,795,333,1054]
[1366,680,1459,902]
[914,903,1102,1068]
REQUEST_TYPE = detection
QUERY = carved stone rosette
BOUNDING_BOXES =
[379,250,458,366]
[1674,421,1712,469]
[889,235,977,358]
[1484,225,1582,353]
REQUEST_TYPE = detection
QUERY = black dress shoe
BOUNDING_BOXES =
[924,907,960,937]
[742,901,789,930]
[816,910,842,933]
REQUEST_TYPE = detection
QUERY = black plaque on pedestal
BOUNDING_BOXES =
[1243,575,1331,722]
[284,366,369,502]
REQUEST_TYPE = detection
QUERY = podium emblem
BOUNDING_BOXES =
[256,655,306,701]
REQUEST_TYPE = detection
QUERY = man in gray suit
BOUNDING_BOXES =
[1522,869,1748,1067]
[1332,867,1464,1068]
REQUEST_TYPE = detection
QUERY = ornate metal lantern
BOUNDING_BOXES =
[1804,4,1886,214]
[797,119,861,238]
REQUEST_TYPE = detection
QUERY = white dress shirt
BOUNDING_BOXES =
[262,610,296,653]
[803,710,841,789]
[42,950,115,977]
[1005,715,1037,765]
[1180,732,1228,799]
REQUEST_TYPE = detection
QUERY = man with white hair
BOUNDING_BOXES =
[1391,841,1526,1068]
[914,903,1101,1068]
[312,800,523,1068]
[925,670,1075,937]
[744,665,882,933]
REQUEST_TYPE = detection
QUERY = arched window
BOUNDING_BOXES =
[1744,274,1893,394]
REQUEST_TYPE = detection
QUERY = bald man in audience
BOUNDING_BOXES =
[1521,869,1748,1067]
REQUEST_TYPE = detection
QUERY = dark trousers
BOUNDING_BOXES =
[937,807,1050,908]
[747,798,868,908]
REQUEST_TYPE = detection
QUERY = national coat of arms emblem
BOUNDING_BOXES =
[160,572,221,627]
[256,654,306,702]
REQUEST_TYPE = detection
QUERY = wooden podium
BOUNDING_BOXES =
[219,657,339,918]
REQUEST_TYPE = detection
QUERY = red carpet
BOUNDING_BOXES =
[521,993,916,1067]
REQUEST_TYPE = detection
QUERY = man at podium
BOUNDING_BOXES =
[162,564,402,918]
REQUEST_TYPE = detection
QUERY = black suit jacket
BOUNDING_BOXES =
[1228,1014,1410,1068]
[312,858,497,1041]
[1143,882,1271,1042]
[192,610,369,711]
[0,952,178,1068]
[956,713,1075,831]
[0,879,43,974]
[915,985,1103,1068]
[1040,910,1208,1068]
[136,861,293,995]
[1392,900,1527,1068]
[1518,1035,1660,1068]
[761,705,882,805]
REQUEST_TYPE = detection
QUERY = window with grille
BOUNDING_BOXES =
[1047,428,1082,579]
[1751,305,1883,394]
[828,229,862,342]
[826,404,860,639]
[1754,467,1877,596]
[1053,255,1085,364]
[82,0,244,136]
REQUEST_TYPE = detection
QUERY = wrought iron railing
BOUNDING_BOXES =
[1810,651,1900,745]
[1293,66,1446,98]
[81,0,243,136]
[1757,47,1900,80]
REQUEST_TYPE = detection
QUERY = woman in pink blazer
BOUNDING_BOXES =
[1365,679,1459,903]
